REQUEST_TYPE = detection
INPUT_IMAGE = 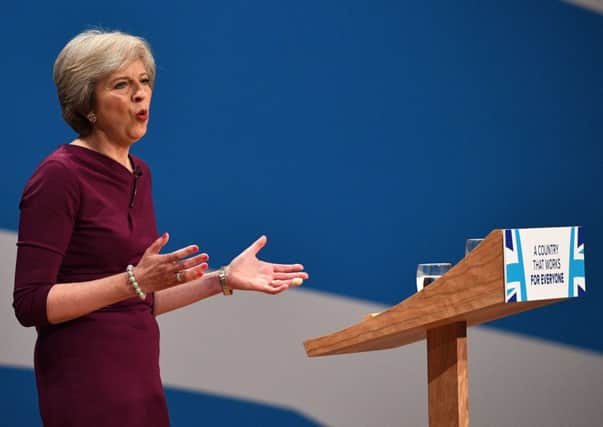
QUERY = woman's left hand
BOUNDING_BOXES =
[226,235,308,295]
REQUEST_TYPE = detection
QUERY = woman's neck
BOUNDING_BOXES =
[72,133,133,173]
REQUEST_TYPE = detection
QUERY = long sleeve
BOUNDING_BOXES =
[13,160,80,327]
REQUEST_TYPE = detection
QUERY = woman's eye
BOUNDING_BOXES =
[114,81,128,89]
[141,78,151,85]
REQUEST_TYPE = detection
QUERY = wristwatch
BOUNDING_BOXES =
[218,266,233,296]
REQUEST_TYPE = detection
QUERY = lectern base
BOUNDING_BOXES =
[427,322,469,427]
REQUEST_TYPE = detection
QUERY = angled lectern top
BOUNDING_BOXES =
[304,229,561,357]
[304,227,583,427]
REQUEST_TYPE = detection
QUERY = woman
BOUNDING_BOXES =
[13,29,308,427]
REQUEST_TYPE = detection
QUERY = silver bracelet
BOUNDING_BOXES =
[126,264,146,300]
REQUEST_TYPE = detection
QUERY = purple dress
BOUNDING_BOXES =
[13,144,170,427]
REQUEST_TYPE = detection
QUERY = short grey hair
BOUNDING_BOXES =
[53,29,156,136]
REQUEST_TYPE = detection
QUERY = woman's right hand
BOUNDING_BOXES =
[133,232,209,293]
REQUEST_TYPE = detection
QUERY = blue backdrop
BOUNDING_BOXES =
[1,0,601,353]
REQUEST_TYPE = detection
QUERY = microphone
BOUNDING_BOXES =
[130,166,143,208]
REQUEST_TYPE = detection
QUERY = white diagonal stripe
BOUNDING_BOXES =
[1,229,602,426]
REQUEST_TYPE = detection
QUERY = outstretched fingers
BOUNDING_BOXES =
[243,235,268,257]
[272,263,305,273]
[178,252,209,270]
[174,252,209,281]
[264,263,307,292]
[272,272,309,281]
[168,247,209,283]
[175,262,209,283]
[137,235,212,292]
[146,232,170,255]
[165,245,200,264]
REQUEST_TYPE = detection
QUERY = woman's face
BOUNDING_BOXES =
[92,59,152,146]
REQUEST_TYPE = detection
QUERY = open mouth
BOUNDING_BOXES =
[136,109,148,121]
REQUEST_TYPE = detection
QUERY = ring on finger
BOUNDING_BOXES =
[176,271,183,283]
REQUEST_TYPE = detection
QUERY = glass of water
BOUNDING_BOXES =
[465,238,484,256]
[416,263,452,292]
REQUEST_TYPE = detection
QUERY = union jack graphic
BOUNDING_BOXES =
[503,227,585,303]
[504,229,526,303]
[569,226,586,297]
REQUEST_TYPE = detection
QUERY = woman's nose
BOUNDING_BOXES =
[132,84,146,102]
[133,90,145,102]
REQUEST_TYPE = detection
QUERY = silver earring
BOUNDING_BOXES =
[87,112,97,124]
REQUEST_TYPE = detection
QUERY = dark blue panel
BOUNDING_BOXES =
[165,387,321,427]
[0,367,321,427]
[505,230,514,251]
[0,367,41,426]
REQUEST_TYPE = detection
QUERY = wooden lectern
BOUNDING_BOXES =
[304,230,565,427]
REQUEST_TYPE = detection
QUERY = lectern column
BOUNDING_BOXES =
[427,321,469,427]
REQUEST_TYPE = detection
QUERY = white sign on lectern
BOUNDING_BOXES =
[503,226,585,303]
